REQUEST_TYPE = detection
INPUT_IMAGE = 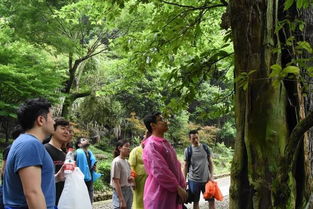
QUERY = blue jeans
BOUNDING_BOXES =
[112,186,133,209]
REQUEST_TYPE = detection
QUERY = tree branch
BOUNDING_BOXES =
[284,110,313,168]
[289,110,313,146]
[62,48,106,93]
[160,0,197,9]
[71,90,92,99]
[160,0,226,10]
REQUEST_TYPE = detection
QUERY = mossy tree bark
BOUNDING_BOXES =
[229,0,313,208]
[300,7,313,208]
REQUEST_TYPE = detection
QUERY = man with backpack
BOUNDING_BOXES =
[74,137,101,203]
[184,130,215,209]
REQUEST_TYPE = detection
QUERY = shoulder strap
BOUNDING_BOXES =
[202,144,211,158]
[187,145,192,172]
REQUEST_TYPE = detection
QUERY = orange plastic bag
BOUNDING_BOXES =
[203,180,223,201]
[130,170,137,178]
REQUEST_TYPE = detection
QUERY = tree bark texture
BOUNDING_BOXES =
[300,7,313,208]
[228,0,310,208]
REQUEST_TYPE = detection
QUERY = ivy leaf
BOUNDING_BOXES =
[307,67,313,76]
[297,41,313,53]
[269,64,282,78]
[284,0,294,10]
[282,66,300,75]
[296,0,304,8]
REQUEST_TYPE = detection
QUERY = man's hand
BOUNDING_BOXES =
[177,185,187,204]
[120,199,127,209]
[92,163,97,171]
[55,164,65,183]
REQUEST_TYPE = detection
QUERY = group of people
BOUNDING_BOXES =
[110,112,216,209]
[0,98,215,209]
[1,98,99,209]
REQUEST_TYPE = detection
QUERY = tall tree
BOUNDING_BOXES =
[0,23,63,141]
[0,0,117,117]
[229,0,313,208]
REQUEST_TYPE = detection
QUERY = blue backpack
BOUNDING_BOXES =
[186,144,211,173]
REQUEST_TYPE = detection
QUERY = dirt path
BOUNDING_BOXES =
[93,176,230,209]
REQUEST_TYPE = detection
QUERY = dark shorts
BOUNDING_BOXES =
[188,180,214,202]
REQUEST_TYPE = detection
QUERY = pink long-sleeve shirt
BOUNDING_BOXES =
[142,135,186,209]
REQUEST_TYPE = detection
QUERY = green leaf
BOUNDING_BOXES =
[298,22,305,31]
[296,0,304,8]
[282,66,300,75]
[307,66,313,73]
[271,64,282,71]
[9,113,17,118]
[269,64,282,78]
[297,41,313,53]
[248,70,257,76]
[302,0,310,8]
[284,0,294,10]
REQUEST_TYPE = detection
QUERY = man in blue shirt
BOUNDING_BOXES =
[3,98,63,209]
[75,137,101,203]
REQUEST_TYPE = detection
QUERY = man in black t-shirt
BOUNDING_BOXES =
[45,118,71,205]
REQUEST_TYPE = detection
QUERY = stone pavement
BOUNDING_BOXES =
[93,176,230,209]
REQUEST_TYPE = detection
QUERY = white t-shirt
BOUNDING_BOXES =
[110,156,131,188]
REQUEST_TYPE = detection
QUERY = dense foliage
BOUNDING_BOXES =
[0,0,234,146]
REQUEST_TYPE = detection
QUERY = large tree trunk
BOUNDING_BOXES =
[300,7,313,208]
[60,53,92,118]
[229,0,311,208]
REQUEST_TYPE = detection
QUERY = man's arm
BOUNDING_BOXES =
[19,166,46,209]
[208,156,214,179]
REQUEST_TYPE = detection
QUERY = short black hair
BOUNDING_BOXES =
[54,117,69,130]
[75,137,82,149]
[189,130,199,137]
[17,98,52,130]
[75,137,88,149]
[143,112,161,133]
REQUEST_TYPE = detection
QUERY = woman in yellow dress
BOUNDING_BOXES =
[128,133,150,209]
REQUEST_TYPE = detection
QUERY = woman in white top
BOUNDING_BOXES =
[110,140,133,209]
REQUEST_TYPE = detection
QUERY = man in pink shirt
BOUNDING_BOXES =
[142,112,187,209]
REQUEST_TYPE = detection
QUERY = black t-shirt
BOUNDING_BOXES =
[44,143,66,205]
[2,145,11,181]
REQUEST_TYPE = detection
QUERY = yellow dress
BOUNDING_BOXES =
[129,146,147,209]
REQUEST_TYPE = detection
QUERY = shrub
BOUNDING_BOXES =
[97,161,112,188]
[211,142,233,174]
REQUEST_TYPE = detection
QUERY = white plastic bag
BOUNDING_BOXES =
[58,167,92,209]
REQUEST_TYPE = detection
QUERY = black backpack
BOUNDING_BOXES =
[186,144,211,173]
